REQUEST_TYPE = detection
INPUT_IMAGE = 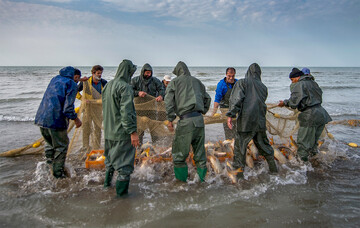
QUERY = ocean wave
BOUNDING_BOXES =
[0,115,34,122]
[321,86,360,90]
[0,97,41,104]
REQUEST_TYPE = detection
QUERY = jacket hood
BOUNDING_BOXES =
[141,63,153,79]
[59,66,75,79]
[245,63,261,81]
[114,59,137,83]
[172,61,191,77]
[299,75,315,81]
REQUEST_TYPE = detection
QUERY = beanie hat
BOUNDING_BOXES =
[289,68,304,78]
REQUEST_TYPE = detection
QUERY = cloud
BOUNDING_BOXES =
[101,0,360,25]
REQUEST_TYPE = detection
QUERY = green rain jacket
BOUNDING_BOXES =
[284,75,332,127]
[226,63,268,132]
[165,61,211,122]
[131,63,165,98]
[102,60,137,141]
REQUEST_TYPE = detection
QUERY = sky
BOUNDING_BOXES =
[0,0,359,66]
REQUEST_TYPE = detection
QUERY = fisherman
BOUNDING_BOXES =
[131,63,165,144]
[35,66,82,178]
[278,68,332,162]
[165,61,211,182]
[162,75,172,89]
[102,59,139,197]
[211,67,238,140]
[77,65,107,150]
[226,63,278,179]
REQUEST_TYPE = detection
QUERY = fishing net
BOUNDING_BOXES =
[1,87,358,158]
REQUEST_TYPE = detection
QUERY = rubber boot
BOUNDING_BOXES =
[174,166,188,182]
[266,158,278,174]
[116,180,129,197]
[197,167,207,182]
[104,168,115,188]
[236,171,244,179]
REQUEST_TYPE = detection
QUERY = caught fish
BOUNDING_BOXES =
[95,155,105,161]
[208,155,222,174]
[214,151,227,157]
[246,150,254,168]
[205,142,215,152]
[273,147,287,164]
[222,139,234,153]
[141,142,154,151]
[225,161,243,184]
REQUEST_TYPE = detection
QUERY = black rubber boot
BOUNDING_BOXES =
[266,158,278,173]
[116,180,129,197]
[104,168,115,188]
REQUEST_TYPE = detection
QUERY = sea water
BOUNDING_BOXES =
[0,66,359,227]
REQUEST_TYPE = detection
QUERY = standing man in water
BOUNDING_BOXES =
[77,65,107,151]
[211,67,238,140]
[165,61,211,182]
[102,59,139,197]
[35,66,82,178]
[278,68,332,162]
[131,63,165,144]
[226,63,278,179]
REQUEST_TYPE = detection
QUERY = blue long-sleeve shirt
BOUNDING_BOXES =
[214,77,238,103]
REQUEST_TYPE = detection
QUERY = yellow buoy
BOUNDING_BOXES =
[213,113,221,118]
[74,107,80,113]
[32,142,41,148]
[327,133,334,139]
[348,143,358,148]
[274,113,280,118]
[163,120,169,125]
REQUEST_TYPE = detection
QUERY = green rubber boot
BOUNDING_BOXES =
[266,158,278,173]
[116,180,129,197]
[197,167,207,182]
[174,166,188,182]
[104,168,115,188]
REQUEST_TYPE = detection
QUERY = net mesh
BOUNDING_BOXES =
[1,89,356,158]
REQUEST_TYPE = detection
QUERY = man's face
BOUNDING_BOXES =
[163,80,170,87]
[290,76,300,83]
[93,70,103,79]
[226,70,235,84]
[144,70,152,78]
[74,75,80,83]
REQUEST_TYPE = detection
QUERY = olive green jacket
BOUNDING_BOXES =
[131,63,165,98]
[102,60,137,140]
[284,75,332,127]
[165,61,211,122]
[226,63,268,132]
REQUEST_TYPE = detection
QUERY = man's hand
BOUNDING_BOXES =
[130,132,140,148]
[155,95,163,102]
[74,118,82,128]
[138,91,147,97]
[278,100,285,107]
[79,76,89,82]
[167,121,174,132]
[227,117,233,130]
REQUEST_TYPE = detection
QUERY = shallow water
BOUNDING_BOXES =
[0,66,359,227]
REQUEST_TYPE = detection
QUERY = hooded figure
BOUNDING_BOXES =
[282,71,332,161]
[35,66,81,178]
[102,59,138,197]
[131,63,165,98]
[165,61,211,182]
[226,63,277,178]
[131,63,166,144]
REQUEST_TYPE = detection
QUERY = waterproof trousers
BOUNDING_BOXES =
[297,124,325,161]
[172,115,207,182]
[233,130,275,170]
[104,138,135,182]
[222,120,237,140]
[40,127,69,178]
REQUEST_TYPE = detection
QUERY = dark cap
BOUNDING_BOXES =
[289,68,304,78]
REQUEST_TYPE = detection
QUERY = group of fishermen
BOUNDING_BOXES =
[34,60,331,197]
